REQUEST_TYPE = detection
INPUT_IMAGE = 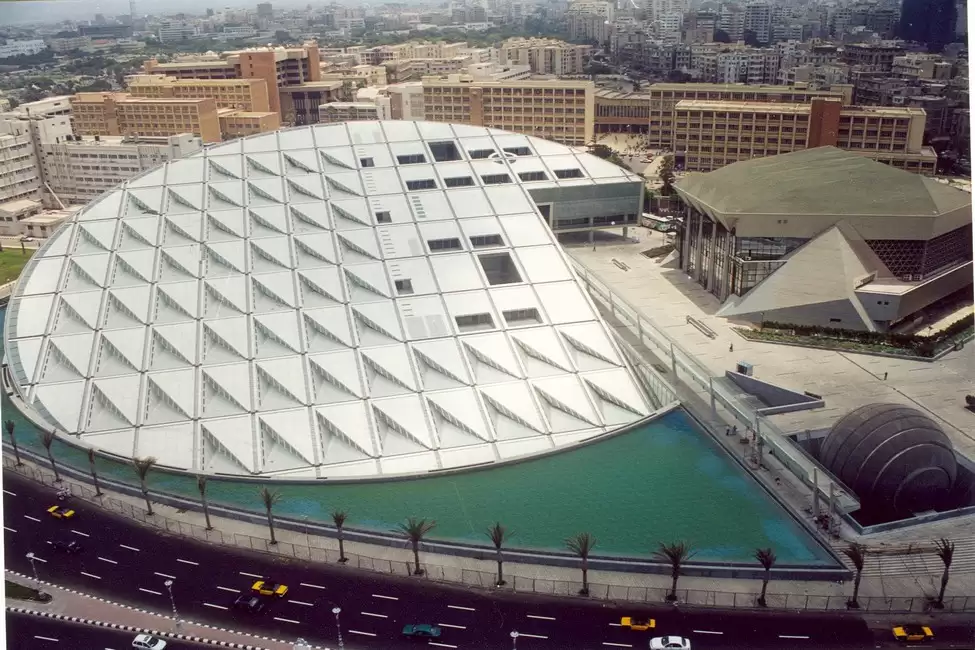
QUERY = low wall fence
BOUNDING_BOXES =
[5,457,971,614]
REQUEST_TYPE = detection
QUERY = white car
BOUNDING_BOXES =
[650,636,691,649]
[132,634,167,650]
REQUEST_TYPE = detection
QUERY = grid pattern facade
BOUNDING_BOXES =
[4,121,653,480]
[127,76,272,113]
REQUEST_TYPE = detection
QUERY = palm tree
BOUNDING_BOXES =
[654,541,695,602]
[842,543,867,609]
[259,486,281,545]
[132,456,156,515]
[4,419,23,467]
[86,448,103,497]
[486,522,513,587]
[197,475,212,530]
[565,532,597,596]
[38,430,61,482]
[331,509,349,563]
[394,517,437,576]
[934,538,955,608]
[754,547,776,607]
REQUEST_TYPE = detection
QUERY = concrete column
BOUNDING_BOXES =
[622,226,628,240]
[812,468,820,520]
[709,377,715,414]
[828,483,836,535]
[588,229,594,245]
[670,342,677,376]
[694,212,705,284]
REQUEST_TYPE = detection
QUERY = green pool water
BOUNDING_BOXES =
[0,309,834,565]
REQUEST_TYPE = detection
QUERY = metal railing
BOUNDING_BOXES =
[6,457,971,614]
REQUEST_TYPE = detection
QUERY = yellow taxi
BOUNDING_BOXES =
[251,580,288,597]
[892,625,933,642]
[620,617,656,631]
[47,505,76,520]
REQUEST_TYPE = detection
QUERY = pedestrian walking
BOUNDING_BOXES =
[729,343,734,353]
[883,371,888,380]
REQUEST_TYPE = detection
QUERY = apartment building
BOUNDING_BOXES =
[126,75,271,112]
[217,109,280,140]
[499,38,592,76]
[386,82,425,120]
[645,83,846,147]
[142,44,321,114]
[840,43,904,72]
[891,54,953,81]
[382,58,472,82]
[320,63,389,86]
[71,93,223,143]
[422,75,594,146]
[38,133,203,206]
[0,124,42,227]
[278,80,345,126]
[358,42,468,66]
[672,98,935,175]
[713,48,780,84]
[319,102,381,123]
[0,39,47,58]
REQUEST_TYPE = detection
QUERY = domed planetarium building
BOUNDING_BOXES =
[2,121,660,481]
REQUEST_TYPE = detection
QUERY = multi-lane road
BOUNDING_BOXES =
[4,471,973,650]
[7,611,212,650]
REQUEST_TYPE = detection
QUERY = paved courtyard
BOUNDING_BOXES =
[566,227,975,460]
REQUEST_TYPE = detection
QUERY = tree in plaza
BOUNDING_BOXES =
[86,448,102,497]
[331,509,350,563]
[934,538,955,607]
[565,532,597,596]
[754,547,777,607]
[132,456,157,515]
[658,154,676,195]
[486,522,513,587]
[197,475,213,530]
[394,517,437,576]
[259,486,282,545]
[4,419,23,467]
[841,543,867,609]
[38,430,61,482]
[654,541,695,602]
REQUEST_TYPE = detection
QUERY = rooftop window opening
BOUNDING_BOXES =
[517,171,548,182]
[405,179,437,191]
[397,153,426,165]
[375,210,392,223]
[554,168,584,179]
[481,173,512,185]
[469,233,503,248]
[429,141,462,162]
[444,176,475,188]
[394,278,414,295]
[360,157,375,168]
[479,252,522,285]
[503,307,541,326]
[455,312,495,332]
[427,237,462,252]
[503,146,532,156]
[468,148,496,159]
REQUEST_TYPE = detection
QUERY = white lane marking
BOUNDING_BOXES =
[3,489,16,496]
[139,588,162,595]
[239,571,263,578]
[80,572,101,580]
[119,544,140,552]
[693,630,724,635]
[203,603,228,610]
[360,612,388,619]
[447,605,475,612]
[518,633,548,639]
[97,557,118,565]
[526,614,556,621]
[288,600,314,607]
[602,644,633,648]
[429,644,458,649]
[154,572,176,580]
[176,558,198,566]
[216,586,239,593]
[348,630,377,637]
[4,527,16,533]
[779,635,810,640]
[24,515,41,522]
[33,636,59,642]
[608,623,622,627]
[437,623,467,630]
[371,594,398,601]
[71,530,90,537]
[300,582,325,590]
[274,617,301,624]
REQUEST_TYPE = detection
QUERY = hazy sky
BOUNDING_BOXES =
[0,0,310,25]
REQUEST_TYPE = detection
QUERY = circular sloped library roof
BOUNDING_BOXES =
[4,121,653,480]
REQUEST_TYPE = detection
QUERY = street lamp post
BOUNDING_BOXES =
[25,553,39,588]
[510,630,519,650]
[332,606,344,650]
[164,579,181,630]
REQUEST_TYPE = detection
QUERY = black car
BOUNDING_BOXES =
[233,595,266,614]
[50,539,82,554]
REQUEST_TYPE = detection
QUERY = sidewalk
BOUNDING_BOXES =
[5,570,317,650]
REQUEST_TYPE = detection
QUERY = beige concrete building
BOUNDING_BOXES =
[318,102,381,123]
[216,109,280,139]
[71,93,223,143]
[499,38,593,76]
[891,54,953,81]
[358,41,468,66]
[0,122,42,229]
[126,75,272,112]
[277,80,346,126]
[672,98,936,175]
[422,75,595,146]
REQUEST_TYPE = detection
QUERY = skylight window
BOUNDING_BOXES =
[406,179,437,191]
[397,153,426,165]
[481,173,511,185]
[455,312,495,332]
[503,146,532,156]
[468,149,496,159]
[469,234,503,248]
[479,252,522,285]
[427,237,462,252]
[444,176,475,188]
[394,278,414,295]
[503,308,541,325]
[375,210,392,223]
[428,141,462,162]
[517,171,547,182]
[360,157,375,168]
[555,168,584,179]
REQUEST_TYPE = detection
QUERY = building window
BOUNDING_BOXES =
[397,153,426,165]
[427,237,462,252]
[444,176,474,187]
[503,146,532,156]
[360,157,375,168]
[406,179,436,191]
[428,141,462,162]
[554,168,583,179]
[502,307,541,325]
[394,278,414,295]
[481,173,511,185]
[470,234,503,248]
[479,252,521,285]
[375,210,391,223]
[517,171,547,182]
[455,312,495,332]
[468,148,495,159]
